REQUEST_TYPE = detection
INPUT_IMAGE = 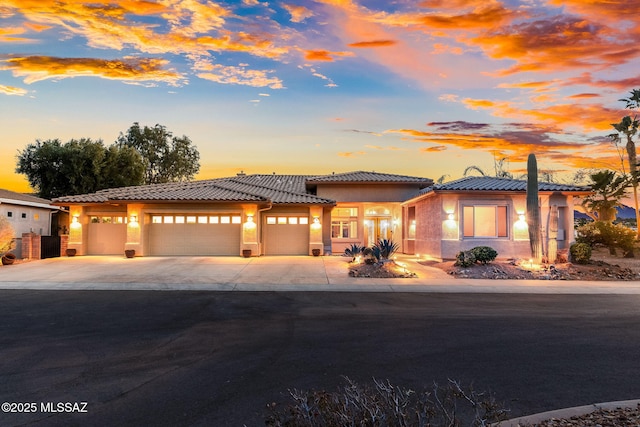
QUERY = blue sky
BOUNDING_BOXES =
[1,0,639,192]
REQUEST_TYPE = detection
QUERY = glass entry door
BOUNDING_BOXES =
[364,216,391,246]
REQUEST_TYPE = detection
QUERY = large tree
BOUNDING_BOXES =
[609,89,640,238]
[580,170,629,222]
[116,122,200,184]
[16,138,145,199]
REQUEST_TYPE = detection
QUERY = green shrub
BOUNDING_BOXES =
[570,242,592,264]
[455,250,476,267]
[374,239,399,259]
[470,246,498,264]
[576,221,635,257]
[0,216,15,254]
[265,377,509,427]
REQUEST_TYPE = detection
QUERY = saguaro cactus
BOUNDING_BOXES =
[526,153,543,264]
[547,204,558,264]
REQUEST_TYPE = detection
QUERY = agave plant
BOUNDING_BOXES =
[344,243,364,258]
[375,239,399,259]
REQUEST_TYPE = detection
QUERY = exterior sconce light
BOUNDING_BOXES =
[70,214,81,229]
[311,216,321,230]
[247,214,254,223]
[519,214,525,222]
[447,213,455,221]
[129,215,138,224]
[72,215,79,224]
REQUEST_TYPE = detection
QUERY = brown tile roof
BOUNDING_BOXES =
[53,175,334,205]
[419,176,592,195]
[306,170,432,185]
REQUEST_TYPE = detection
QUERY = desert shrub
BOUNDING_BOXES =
[370,245,382,262]
[576,221,635,257]
[265,377,509,427]
[374,239,399,259]
[570,242,592,264]
[0,216,15,254]
[470,246,498,264]
[362,247,376,264]
[344,243,364,259]
[455,250,476,267]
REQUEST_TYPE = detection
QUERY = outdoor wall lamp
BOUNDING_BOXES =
[246,214,254,223]
[518,214,526,222]
[71,215,79,224]
[447,213,455,221]
[129,215,138,224]
[313,216,320,225]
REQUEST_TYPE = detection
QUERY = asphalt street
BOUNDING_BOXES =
[1,290,639,426]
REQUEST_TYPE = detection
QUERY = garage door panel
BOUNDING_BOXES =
[88,223,126,255]
[264,214,309,255]
[149,214,241,256]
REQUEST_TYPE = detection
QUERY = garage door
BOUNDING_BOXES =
[264,215,309,255]
[87,215,127,255]
[148,214,241,256]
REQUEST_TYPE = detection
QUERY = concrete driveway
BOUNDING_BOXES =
[2,255,640,293]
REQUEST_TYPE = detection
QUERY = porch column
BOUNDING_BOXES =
[309,206,323,255]
[241,204,259,256]
[68,206,85,255]
[125,204,143,256]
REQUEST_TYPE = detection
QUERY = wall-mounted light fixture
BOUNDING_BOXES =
[518,214,526,222]
[129,214,138,224]
[72,215,79,224]
[311,216,321,230]
[447,213,455,221]
[247,214,254,223]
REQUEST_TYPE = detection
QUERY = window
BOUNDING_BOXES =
[7,211,12,218]
[331,207,358,239]
[21,213,27,219]
[299,217,309,225]
[463,205,508,238]
[186,216,196,224]
[198,216,208,224]
[152,216,162,224]
[175,216,185,224]
[209,216,219,224]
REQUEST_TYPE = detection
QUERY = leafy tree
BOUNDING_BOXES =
[16,138,144,199]
[609,89,640,238]
[116,122,200,184]
[580,170,629,222]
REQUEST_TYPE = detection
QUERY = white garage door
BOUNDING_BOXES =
[264,215,309,255]
[148,214,241,256]
[87,215,127,255]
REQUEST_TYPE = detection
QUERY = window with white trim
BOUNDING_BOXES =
[331,207,358,239]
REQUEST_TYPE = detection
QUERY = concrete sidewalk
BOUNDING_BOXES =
[2,255,640,293]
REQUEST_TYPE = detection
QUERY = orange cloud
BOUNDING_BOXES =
[304,49,354,61]
[420,145,447,152]
[348,40,397,48]
[388,121,618,170]
[282,4,313,23]
[1,56,185,86]
[338,151,366,157]
[0,84,27,96]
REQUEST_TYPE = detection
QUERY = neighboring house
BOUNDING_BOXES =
[52,172,592,260]
[401,176,591,260]
[0,189,64,256]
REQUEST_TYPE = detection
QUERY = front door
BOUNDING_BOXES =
[364,216,391,246]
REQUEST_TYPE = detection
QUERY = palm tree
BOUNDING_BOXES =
[463,156,513,178]
[609,89,640,238]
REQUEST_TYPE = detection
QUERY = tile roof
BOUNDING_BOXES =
[53,175,334,205]
[306,170,432,184]
[420,176,592,195]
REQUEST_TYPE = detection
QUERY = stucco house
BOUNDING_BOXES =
[52,172,591,260]
[401,176,592,260]
[0,189,64,256]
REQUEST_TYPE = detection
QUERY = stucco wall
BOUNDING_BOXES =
[316,184,422,202]
[408,191,576,261]
[1,204,54,256]
[412,194,443,259]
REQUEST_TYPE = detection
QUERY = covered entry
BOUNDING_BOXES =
[148,214,241,256]
[264,214,310,255]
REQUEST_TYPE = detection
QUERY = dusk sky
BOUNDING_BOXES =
[2,0,640,193]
